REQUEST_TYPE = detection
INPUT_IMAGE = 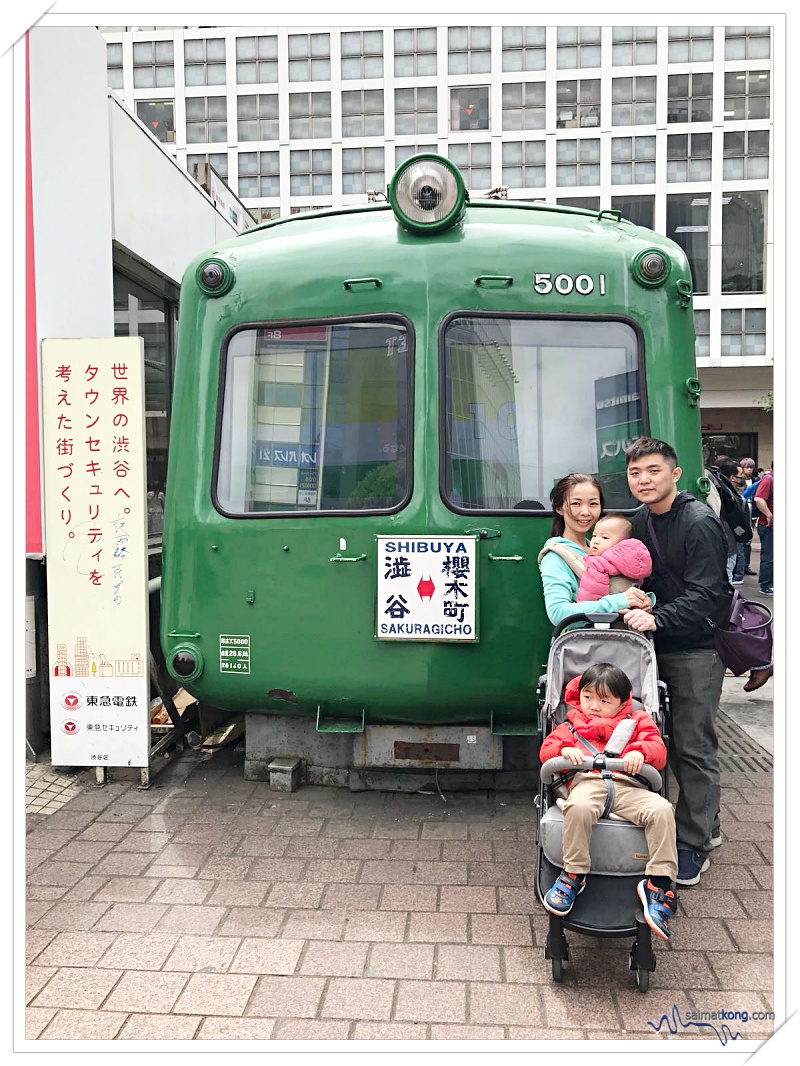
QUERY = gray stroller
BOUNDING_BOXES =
[534,613,672,992]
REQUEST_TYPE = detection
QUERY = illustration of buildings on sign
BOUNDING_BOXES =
[52,637,143,678]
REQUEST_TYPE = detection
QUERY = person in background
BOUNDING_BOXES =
[736,458,758,578]
[753,461,774,597]
[711,458,753,586]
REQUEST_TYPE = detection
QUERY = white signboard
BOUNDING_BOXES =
[41,339,150,767]
[376,536,478,642]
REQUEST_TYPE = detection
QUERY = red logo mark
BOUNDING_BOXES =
[61,720,79,735]
[417,577,435,600]
[61,691,83,711]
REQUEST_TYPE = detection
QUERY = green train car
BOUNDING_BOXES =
[161,154,704,787]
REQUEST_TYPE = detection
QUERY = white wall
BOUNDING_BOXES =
[29,27,115,339]
[109,98,237,284]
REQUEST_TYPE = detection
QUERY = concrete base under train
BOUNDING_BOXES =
[244,714,540,791]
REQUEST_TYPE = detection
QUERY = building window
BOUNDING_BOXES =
[725,26,771,60]
[557,196,601,210]
[694,309,710,359]
[557,80,601,128]
[342,89,384,138]
[611,136,656,184]
[502,141,545,189]
[290,205,332,215]
[666,133,712,182]
[236,35,278,84]
[722,191,767,294]
[447,142,491,189]
[557,26,601,69]
[186,96,227,143]
[448,26,491,75]
[611,26,657,66]
[502,82,545,131]
[252,207,280,224]
[502,26,545,71]
[237,95,279,142]
[288,33,331,82]
[450,86,490,131]
[184,37,226,86]
[394,27,437,77]
[107,42,123,89]
[132,40,174,88]
[721,308,767,357]
[395,144,438,167]
[666,193,709,294]
[667,73,713,123]
[341,30,384,79]
[611,194,655,230]
[342,147,385,195]
[288,92,331,139]
[136,100,175,143]
[290,149,333,197]
[611,77,656,125]
[556,139,600,187]
[723,130,769,180]
[238,151,280,197]
[395,86,438,136]
[667,26,714,63]
[724,71,770,121]
[188,151,228,181]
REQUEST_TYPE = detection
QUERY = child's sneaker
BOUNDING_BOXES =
[637,878,677,940]
[543,871,586,916]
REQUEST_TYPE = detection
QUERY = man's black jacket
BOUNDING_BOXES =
[631,491,733,654]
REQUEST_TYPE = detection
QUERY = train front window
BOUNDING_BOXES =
[442,316,644,512]
[216,320,411,514]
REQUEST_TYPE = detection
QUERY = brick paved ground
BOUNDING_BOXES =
[24,714,774,1046]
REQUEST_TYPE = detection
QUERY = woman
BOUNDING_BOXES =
[538,473,651,627]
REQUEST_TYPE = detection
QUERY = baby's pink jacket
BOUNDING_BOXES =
[576,539,652,601]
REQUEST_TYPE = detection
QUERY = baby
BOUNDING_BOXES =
[576,514,652,602]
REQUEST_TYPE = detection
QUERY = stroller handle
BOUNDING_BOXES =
[551,612,620,639]
[540,756,662,791]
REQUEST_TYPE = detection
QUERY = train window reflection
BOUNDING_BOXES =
[443,316,644,512]
[216,320,411,514]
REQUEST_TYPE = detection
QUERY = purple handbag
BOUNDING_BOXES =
[646,514,773,674]
[706,589,773,675]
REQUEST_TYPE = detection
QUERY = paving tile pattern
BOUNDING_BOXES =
[25,721,774,1044]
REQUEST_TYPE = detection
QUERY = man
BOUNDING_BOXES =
[736,457,758,578]
[753,462,774,596]
[708,457,752,585]
[620,437,732,887]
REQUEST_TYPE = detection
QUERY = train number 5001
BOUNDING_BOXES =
[533,273,606,296]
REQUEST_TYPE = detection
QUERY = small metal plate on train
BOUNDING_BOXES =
[375,535,478,642]
[353,725,502,770]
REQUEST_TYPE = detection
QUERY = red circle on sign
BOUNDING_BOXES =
[61,720,79,735]
[61,691,83,711]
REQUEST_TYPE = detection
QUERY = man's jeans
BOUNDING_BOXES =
[758,524,773,591]
[733,540,750,582]
[656,649,725,854]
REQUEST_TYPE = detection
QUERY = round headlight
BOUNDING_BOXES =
[388,155,467,234]
[196,257,234,297]
[631,248,671,288]
[169,644,204,683]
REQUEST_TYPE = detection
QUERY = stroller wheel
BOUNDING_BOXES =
[635,967,650,993]
[551,957,565,982]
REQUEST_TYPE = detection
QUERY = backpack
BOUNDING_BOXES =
[707,467,752,544]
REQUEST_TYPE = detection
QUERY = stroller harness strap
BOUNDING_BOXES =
[566,715,639,819]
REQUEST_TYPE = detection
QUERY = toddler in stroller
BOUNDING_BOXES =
[535,618,677,989]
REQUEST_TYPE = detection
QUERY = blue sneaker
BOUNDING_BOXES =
[676,848,710,886]
[637,878,677,940]
[543,870,586,915]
